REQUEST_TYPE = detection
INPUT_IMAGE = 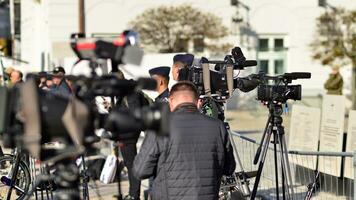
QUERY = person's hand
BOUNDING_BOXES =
[197,99,204,109]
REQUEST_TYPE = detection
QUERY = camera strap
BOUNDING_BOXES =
[226,64,234,98]
[202,63,211,97]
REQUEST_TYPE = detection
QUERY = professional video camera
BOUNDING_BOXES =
[178,47,259,101]
[256,72,311,103]
[70,30,144,71]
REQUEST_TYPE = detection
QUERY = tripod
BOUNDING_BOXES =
[304,171,320,200]
[202,99,255,199]
[250,102,294,200]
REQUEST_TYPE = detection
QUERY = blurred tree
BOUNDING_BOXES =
[311,8,356,109]
[129,5,232,54]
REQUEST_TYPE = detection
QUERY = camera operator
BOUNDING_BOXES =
[171,53,194,81]
[51,66,72,97]
[144,66,171,199]
[149,66,170,102]
[114,69,151,200]
[133,81,236,200]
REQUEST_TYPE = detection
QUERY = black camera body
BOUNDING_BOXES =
[179,61,230,99]
[257,85,301,103]
[178,47,258,100]
[255,72,311,103]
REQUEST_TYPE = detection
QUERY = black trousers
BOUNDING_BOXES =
[120,142,141,198]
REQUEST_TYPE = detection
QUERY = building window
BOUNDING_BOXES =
[259,60,269,73]
[274,38,284,51]
[193,38,204,52]
[258,39,268,52]
[258,35,287,75]
[274,59,284,74]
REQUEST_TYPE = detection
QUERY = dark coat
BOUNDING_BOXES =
[155,88,169,103]
[115,91,151,143]
[324,73,343,95]
[51,79,72,97]
[133,103,236,200]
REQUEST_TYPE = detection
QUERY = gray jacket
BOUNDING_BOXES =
[133,103,236,200]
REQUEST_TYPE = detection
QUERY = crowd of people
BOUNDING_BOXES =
[0,53,236,200]
[1,66,72,97]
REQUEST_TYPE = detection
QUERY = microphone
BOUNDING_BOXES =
[234,74,261,92]
[233,60,258,70]
[284,72,311,80]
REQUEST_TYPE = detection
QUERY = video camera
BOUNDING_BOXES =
[256,72,311,103]
[0,30,169,162]
[178,47,259,100]
[70,30,144,70]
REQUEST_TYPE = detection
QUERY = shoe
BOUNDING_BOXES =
[123,194,140,200]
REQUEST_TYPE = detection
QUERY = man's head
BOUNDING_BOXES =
[46,76,53,88]
[172,54,194,81]
[52,66,65,85]
[149,66,170,93]
[331,65,340,75]
[5,67,14,76]
[10,70,23,84]
[38,71,47,84]
[169,81,199,111]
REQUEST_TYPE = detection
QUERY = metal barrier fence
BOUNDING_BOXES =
[231,132,355,200]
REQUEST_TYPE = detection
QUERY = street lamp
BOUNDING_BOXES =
[318,0,336,11]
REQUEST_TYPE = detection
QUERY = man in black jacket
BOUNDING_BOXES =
[51,66,72,97]
[114,70,151,200]
[134,81,236,200]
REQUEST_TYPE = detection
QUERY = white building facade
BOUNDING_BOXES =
[18,0,356,95]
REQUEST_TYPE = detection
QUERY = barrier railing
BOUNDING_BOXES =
[231,132,355,200]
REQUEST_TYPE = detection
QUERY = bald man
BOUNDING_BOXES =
[134,81,236,200]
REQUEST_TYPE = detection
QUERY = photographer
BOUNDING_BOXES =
[133,81,236,200]
[51,66,72,97]
[114,70,151,200]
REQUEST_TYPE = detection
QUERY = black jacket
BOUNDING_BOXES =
[115,91,151,143]
[51,79,72,97]
[133,103,236,200]
[155,88,169,103]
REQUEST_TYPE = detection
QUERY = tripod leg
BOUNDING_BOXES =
[250,125,273,200]
[273,131,280,200]
[227,129,245,192]
[277,131,294,200]
[115,144,123,200]
[81,154,90,200]
[253,116,271,164]
[227,127,244,174]
[281,135,295,200]
[277,133,288,200]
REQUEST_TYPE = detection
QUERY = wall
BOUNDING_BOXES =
[19,0,356,96]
